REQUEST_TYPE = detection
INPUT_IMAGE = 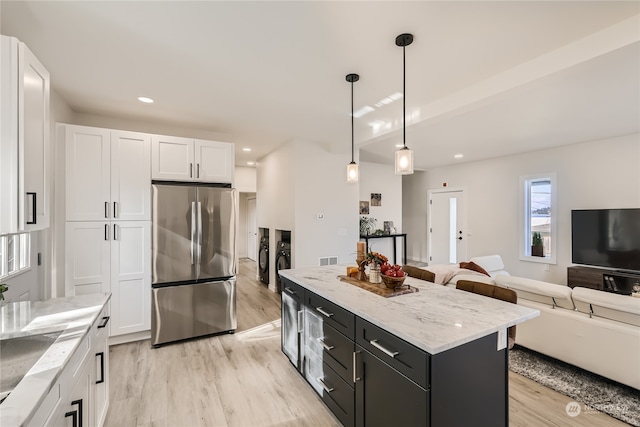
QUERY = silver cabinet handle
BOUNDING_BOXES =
[190,163,193,178]
[316,377,334,393]
[318,338,334,351]
[113,224,118,241]
[197,163,200,179]
[316,307,334,318]
[104,201,109,219]
[284,287,296,295]
[353,351,360,382]
[104,224,109,241]
[297,310,303,334]
[26,192,36,224]
[370,339,399,358]
[113,201,118,218]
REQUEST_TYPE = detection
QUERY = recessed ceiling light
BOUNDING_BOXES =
[247,161,255,166]
[242,147,252,152]
[138,96,154,103]
[454,153,464,159]
[395,143,404,148]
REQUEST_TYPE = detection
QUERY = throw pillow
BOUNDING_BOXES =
[459,261,490,277]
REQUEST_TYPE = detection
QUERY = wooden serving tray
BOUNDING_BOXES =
[337,275,419,298]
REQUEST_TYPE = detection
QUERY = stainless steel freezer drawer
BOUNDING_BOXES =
[151,279,237,346]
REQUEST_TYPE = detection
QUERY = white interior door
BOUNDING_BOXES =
[428,189,467,265]
[247,197,257,261]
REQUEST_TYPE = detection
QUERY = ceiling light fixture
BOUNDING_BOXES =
[138,96,154,104]
[346,73,360,183]
[243,147,252,152]
[394,33,414,175]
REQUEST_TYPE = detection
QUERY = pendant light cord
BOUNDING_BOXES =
[402,43,406,149]
[351,79,355,163]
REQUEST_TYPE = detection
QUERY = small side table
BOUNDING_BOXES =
[360,233,407,265]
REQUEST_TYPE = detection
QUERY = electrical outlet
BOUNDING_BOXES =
[544,264,550,272]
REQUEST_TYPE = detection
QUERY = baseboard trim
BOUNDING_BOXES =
[109,330,151,346]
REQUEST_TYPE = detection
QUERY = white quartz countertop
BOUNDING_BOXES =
[0,293,111,426]
[279,266,539,355]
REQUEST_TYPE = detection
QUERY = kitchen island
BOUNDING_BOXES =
[0,293,111,427]
[279,265,539,427]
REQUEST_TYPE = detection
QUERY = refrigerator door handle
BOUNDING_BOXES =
[197,201,203,264]
[191,202,196,265]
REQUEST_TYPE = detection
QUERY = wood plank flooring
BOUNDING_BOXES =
[105,259,629,427]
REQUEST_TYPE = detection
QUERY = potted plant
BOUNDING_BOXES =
[531,232,544,257]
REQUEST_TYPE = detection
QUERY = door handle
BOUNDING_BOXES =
[353,350,361,382]
[369,339,399,358]
[197,201,202,264]
[96,352,105,384]
[318,338,334,351]
[316,307,334,318]
[458,236,463,240]
[64,410,78,427]
[97,316,110,329]
[190,202,196,265]
[71,399,83,427]
[317,377,334,393]
[26,192,36,224]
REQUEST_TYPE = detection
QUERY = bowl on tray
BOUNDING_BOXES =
[381,274,406,289]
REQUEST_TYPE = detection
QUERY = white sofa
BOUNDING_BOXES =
[495,274,640,390]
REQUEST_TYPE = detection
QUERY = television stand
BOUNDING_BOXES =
[567,266,640,295]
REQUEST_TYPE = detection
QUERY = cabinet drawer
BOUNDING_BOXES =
[319,363,355,427]
[306,291,355,339]
[356,317,429,389]
[281,278,304,303]
[306,312,354,384]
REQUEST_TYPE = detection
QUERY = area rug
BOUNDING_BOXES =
[508,345,640,426]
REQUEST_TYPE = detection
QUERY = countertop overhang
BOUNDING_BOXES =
[0,293,111,426]
[279,266,539,355]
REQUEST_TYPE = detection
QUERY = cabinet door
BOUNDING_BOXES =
[111,131,151,220]
[151,135,194,181]
[110,221,151,336]
[20,42,50,231]
[194,139,234,183]
[65,361,92,427]
[65,221,110,296]
[355,346,428,427]
[66,125,111,221]
[93,305,110,427]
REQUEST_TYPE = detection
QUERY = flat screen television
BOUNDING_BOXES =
[571,208,640,272]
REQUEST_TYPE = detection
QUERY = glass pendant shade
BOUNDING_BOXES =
[395,147,414,175]
[347,162,359,183]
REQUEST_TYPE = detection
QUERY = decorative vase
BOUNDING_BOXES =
[369,263,381,284]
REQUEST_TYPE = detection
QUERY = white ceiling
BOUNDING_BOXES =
[2,1,639,170]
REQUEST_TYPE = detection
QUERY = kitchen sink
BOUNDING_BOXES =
[0,331,62,403]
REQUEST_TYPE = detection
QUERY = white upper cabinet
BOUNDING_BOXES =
[0,36,50,233]
[152,135,234,184]
[111,131,152,220]
[65,125,151,221]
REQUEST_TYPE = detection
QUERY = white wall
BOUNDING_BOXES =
[235,166,256,193]
[359,162,403,263]
[257,139,359,290]
[403,133,640,283]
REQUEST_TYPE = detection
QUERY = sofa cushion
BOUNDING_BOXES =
[469,255,510,278]
[571,287,640,327]
[494,274,575,310]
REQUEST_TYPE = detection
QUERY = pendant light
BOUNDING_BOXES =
[346,73,360,183]
[395,33,414,175]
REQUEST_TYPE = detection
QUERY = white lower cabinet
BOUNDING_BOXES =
[29,305,110,427]
[66,221,150,337]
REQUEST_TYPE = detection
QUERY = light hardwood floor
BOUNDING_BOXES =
[105,259,629,427]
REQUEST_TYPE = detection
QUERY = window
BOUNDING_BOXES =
[0,233,31,280]
[520,173,557,264]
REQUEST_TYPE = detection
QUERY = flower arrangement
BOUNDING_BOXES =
[364,251,388,266]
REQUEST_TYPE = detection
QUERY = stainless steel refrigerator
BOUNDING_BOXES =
[151,182,237,346]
